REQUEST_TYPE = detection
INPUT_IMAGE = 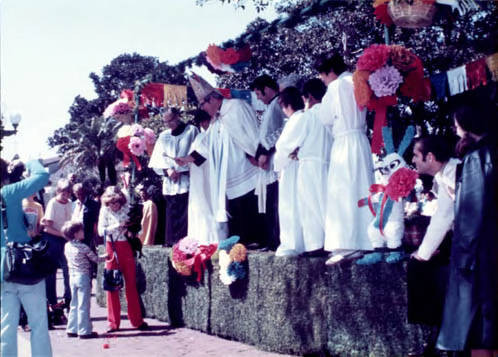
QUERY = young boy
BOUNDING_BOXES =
[62,221,106,339]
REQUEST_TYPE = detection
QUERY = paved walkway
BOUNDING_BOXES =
[17,274,293,357]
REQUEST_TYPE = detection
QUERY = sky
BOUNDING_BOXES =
[0,0,277,161]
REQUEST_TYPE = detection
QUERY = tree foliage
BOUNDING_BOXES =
[215,1,497,139]
[49,1,497,177]
[48,53,187,176]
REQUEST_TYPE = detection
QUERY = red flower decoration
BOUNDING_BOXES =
[353,70,373,108]
[374,4,393,26]
[172,243,187,262]
[356,44,391,72]
[221,48,239,65]
[400,69,429,102]
[385,167,418,201]
[206,44,222,66]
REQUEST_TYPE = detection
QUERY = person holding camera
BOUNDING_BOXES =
[1,158,52,357]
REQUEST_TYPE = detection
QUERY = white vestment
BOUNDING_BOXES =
[204,99,259,222]
[319,72,374,252]
[274,110,305,253]
[149,124,199,195]
[297,104,332,250]
[187,130,228,244]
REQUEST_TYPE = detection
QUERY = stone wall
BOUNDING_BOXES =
[96,246,429,356]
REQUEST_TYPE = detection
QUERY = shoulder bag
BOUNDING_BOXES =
[102,233,124,291]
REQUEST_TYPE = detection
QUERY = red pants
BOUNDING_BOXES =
[105,241,143,329]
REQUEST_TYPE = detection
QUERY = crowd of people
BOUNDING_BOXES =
[0,51,496,356]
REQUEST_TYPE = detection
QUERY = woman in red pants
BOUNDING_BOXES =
[98,186,148,332]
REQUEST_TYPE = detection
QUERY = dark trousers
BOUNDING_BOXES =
[164,192,188,246]
[44,233,71,305]
[227,190,260,246]
[97,157,117,185]
[259,181,280,250]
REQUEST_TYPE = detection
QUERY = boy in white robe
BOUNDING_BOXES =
[274,86,305,256]
[315,53,374,265]
[297,79,332,256]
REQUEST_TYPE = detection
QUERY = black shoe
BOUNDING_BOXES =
[106,327,119,333]
[67,332,78,338]
[137,322,149,331]
[258,246,270,252]
[79,332,98,339]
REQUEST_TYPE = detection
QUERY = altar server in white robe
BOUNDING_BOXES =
[186,109,228,244]
[273,87,305,256]
[315,53,374,265]
[176,74,259,246]
[297,79,332,255]
[149,107,199,246]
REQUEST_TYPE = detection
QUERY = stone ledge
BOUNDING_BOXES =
[96,246,429,356]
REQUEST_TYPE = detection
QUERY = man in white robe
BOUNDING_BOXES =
[149,108,198,246]
[178,75,260,246]
[250,74,286,250]
[186,110,228,244]
[315,53,374,265]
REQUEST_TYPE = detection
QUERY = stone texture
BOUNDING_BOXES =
[96,246,430,356]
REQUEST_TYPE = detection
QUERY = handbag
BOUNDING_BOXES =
[102,233,124,292]
[2,195,56,285]
[3,237,57,285]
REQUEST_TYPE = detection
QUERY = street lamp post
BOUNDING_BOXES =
[1,113,22,137]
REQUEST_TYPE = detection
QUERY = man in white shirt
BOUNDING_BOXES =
[407,135,458,354]
[177,74,259,246]
[250,74,286,250]
[315,53,374,265]
[149,107,198,246]
[411,136,459,261]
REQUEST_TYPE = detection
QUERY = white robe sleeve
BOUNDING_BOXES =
[220,99,259,157]
[274,111,305,172]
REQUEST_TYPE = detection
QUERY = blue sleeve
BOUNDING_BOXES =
[3,160,49,202]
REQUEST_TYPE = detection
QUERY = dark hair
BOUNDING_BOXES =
[250,74,279,92]
[8,161,25,183]
[302,78,327,102]
[453,102,492,157]
[192,109,211,125]
[162,107,182,117]
[314,53,347,76]
[61,221,84,240]
[414,135,453,163]
[279,86,304,112]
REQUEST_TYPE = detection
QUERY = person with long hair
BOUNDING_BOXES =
[436,101,497,356]
[97,186,148,332]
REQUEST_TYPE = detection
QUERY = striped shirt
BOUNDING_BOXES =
[65,240,98,275]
